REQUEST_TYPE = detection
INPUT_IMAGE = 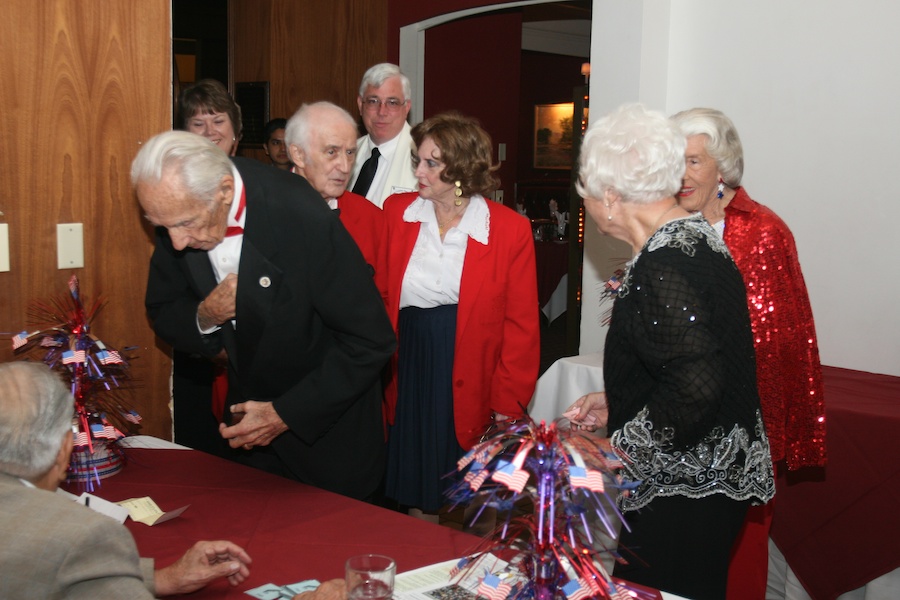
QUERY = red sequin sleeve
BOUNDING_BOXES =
[723,188,826,469]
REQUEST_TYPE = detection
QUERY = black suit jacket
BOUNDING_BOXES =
[146,158,396,498]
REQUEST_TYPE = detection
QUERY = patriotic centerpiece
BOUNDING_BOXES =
[446,419,649,600]
[11,276,140,488]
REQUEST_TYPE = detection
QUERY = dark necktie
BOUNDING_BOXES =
[352,147,380,196]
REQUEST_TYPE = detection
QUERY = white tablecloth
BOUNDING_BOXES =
[528,352,604,425]
[541,273,568,323]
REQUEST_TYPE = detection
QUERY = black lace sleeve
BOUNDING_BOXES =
[627,249,728,447]
[604,219,757,451]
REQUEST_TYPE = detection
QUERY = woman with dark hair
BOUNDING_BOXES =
[179,79,242,156]
[376,112,540,521]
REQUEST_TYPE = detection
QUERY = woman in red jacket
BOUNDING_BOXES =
[376,112,540,520]
[672,107,826,599]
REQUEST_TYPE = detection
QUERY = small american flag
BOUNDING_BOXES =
[97,350,123,365]
[124,410,142,424]
[68,275,80,298]
[448,557,468,579]
[458,445,490,470]
[12,331,29,350]
[562,579,591,600]
[73,431,91,446]
[41,336,62,347]
[491,460,529,493]
[90,423,119,440]
[464,463,489,491]
[569,466,605,493]
[476,574,511,600]
[62,350,86,365]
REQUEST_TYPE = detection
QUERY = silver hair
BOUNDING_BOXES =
[671,107,744,187]
[130,130,233,205]
[577,104,686,205]
[358,63,411,100]
[285,101,357,153]
[0,362,73,480]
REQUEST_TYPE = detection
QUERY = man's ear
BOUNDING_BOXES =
[289,145,306,170]
[51,430,73,487]
[218,175,235,207]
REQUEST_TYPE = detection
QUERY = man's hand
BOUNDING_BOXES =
[219,400,290,450]
[563,391,609,432]
[198,273,238,330]
[154,540,252,596]
[292,579,347,600]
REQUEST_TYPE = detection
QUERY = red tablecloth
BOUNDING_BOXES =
[535,240,569,307]
[80,448,482,599]
[770,366,900,600]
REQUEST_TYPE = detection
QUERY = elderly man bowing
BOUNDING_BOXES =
[132,131,396,500]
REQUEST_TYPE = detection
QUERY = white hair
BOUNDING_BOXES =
[358,63,411,100]
[285,101,357,153]
[577,103,686,205]
[671,107,744,187]
[0,362,73,479]
[130,130,233,205]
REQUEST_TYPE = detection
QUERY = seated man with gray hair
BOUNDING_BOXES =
[286,101,383,271]
[0,361,252,598]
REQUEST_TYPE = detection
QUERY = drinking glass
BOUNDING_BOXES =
[345,554,395,600]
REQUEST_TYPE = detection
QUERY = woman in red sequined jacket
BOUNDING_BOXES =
[673,107,826,600]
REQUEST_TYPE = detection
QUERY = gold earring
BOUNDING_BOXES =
[454,180,463,203]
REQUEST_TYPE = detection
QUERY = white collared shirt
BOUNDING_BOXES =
[207,165,245,284]
[200,165,244,333]
[399,195,490,309]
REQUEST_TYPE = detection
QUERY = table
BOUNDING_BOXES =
[74,447,482,599]
[534,240,569,309]
[528,352,604,425]
[770,366,900,600]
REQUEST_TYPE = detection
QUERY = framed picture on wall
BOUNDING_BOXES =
[534,102,575,170]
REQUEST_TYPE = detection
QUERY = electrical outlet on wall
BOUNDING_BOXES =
[494,190,504,203]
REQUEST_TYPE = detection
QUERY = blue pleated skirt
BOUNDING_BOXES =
[385,304,464,511]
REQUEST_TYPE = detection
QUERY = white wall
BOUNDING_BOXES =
[582,0,900,376]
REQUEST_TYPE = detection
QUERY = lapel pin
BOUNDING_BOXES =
[258,276,272,288]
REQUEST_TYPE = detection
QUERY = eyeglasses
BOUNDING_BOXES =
[362,97,408,112]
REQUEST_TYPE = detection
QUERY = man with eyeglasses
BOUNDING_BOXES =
[349,63,418,208]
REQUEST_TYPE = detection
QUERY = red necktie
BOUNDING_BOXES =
[225,187,247,237]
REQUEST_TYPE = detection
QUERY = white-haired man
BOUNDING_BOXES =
[286,101,382,270]
[132,131,396,501]
[0,361,252,598]
[348,63,418,208]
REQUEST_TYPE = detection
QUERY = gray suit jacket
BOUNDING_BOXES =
[0,472,154,599]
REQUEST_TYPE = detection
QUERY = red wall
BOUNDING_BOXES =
[388,1,499,59]
[423,12,522,201]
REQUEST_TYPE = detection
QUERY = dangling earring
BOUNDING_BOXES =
[454,180,463,205]
[716,179,725,199]
[605,203,613,221]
